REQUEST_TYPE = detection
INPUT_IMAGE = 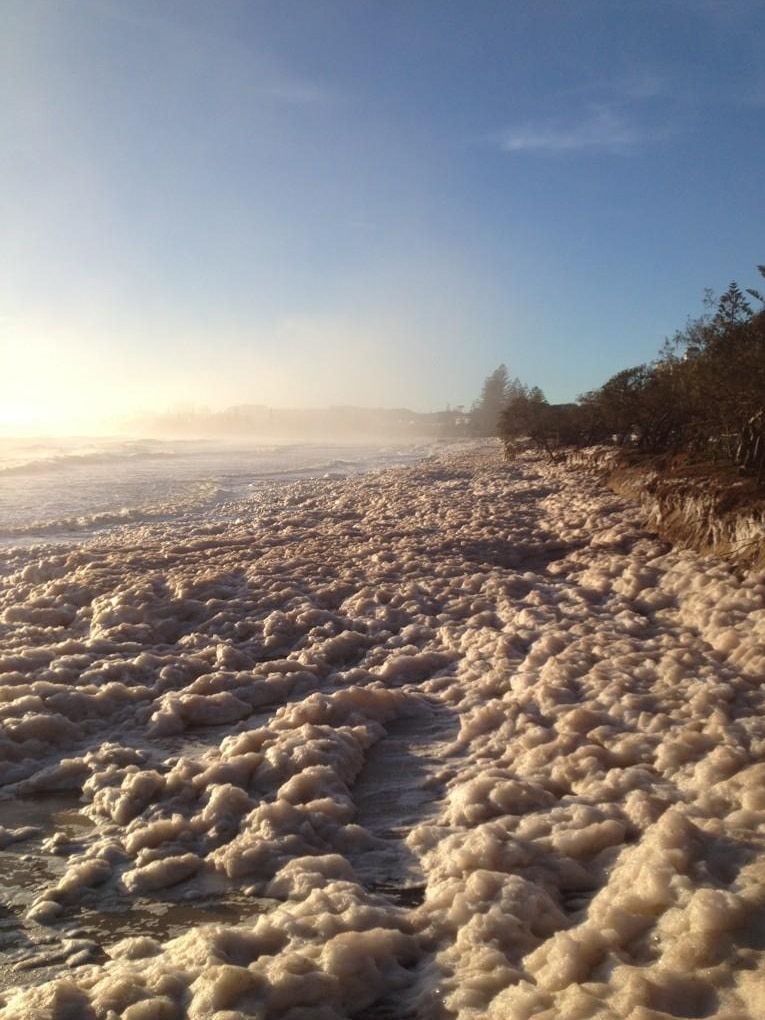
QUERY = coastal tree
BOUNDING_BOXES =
[471,365,527,436]
[485,265,765,480]
[575,265,765,477]
[471,364,510,436]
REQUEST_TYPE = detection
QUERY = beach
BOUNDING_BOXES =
[1,441,765,1019]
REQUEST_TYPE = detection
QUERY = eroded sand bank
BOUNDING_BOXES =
[1,443,765,1019]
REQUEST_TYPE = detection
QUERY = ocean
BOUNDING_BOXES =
[0,436,427,545]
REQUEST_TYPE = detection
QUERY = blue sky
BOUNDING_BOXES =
[2,0,765,431]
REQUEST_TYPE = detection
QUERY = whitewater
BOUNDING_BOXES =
[1,440,765,1019]
[0,436,425,544]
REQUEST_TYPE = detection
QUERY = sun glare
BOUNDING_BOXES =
[0,401,90,438]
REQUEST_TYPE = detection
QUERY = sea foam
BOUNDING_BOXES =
[1,442,764,1019]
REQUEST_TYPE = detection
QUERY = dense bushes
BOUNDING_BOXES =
[496,267,765,480]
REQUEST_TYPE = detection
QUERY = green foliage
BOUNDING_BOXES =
[714,281,753,328]
[486,264,765,480]
[579,265,765,477]
[498,384,583,461]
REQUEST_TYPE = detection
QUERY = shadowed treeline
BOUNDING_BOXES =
[480,267,765,480]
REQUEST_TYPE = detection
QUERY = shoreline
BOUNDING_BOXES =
[566,445,765,572]
[1,445,765,1017]
[0,438,434,552]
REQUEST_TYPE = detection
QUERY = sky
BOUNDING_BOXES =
[2,0,765,434]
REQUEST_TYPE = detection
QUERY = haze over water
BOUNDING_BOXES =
[0,436,426,544]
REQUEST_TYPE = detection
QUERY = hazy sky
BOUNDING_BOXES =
[2,0,765,432]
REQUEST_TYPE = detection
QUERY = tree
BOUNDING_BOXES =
[714,281,753,329]
[471,364,513,436]
[498,385,550,458]
[577,265,765,477]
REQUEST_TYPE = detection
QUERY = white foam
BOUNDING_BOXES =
[1,442,764,1017]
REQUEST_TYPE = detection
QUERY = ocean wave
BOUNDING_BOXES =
[0,505,168,538]
[0,480,225,539]
[0,444,178,477]
[0,441,429,545]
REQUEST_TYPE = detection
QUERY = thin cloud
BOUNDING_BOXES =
[498,105,648,155]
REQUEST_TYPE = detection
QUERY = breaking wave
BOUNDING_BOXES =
[0,439,427,545]
[0,438,181,477]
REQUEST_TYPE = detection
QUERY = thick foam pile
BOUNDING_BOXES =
[1,443,765,1018]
